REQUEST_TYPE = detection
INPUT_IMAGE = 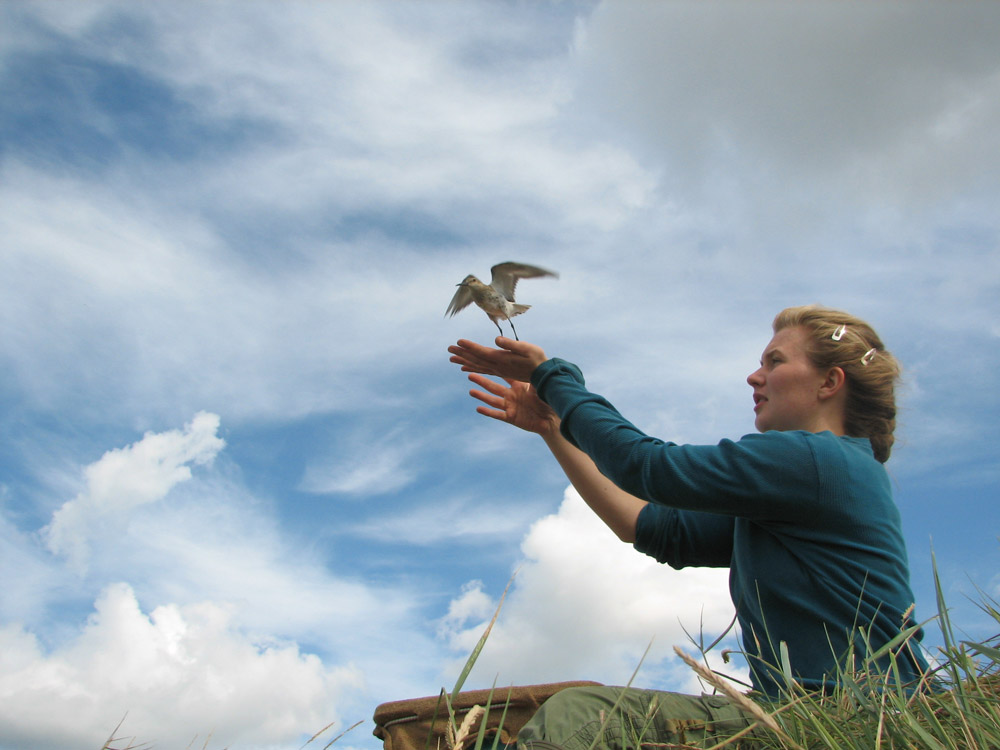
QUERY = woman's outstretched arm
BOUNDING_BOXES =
[465,372,647,543]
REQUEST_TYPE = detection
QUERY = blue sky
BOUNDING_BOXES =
[1,2,998,748]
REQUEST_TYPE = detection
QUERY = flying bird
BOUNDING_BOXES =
[445,261,558,340]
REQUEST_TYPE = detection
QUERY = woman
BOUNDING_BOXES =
[447,305,928,750]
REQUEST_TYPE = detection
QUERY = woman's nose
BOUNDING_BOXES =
[747,367,763,386]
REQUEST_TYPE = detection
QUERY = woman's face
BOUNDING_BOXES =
[747,326,830,433]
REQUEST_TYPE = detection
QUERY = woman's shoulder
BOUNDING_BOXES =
[733,430,877,470]
[738,430,872,451]
[731,432,890,517]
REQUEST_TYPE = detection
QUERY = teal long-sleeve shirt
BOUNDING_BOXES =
[530,358,928,697]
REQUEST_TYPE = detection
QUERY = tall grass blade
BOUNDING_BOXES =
[450,574,514,697]
[425,573,516,750]
[489,686,514,750]
[585,640,654,750]
[321,720,363,750]
[961,641,1000,662]
[779,640,796,693]
[472,679,499,750]
[300,721,336,748]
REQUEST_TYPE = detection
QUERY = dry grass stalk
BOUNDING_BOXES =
[673,646,804,750]
[447,705,485,750]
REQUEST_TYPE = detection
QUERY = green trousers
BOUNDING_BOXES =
[516,685,758,750]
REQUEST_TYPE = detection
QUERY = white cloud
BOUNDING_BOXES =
[440,488,738,690]
[44,412,225,570]
[300,450,415,497]
[348,495,545,546]
[438,580,496,641]
[23,417,434,675]
[123,492,418,654]
[0,583,361,750]
[0,2,646,429]
[128,1,642,229]
[1,416,448,748]
[299,427,418,497]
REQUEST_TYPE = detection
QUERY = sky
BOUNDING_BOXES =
[1,1,998,748]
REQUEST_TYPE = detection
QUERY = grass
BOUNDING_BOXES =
[709,558,1000,750]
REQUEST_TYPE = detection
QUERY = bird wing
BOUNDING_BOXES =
[489,262,558,301]
[445,283,475,317]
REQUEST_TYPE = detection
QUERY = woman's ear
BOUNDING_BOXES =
[818,366,847,401]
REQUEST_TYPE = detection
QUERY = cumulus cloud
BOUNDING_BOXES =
[19,414,434,674]
[440,488,738,691]
[123,492,425,663]
[1,412,446,748]
[0,583,361,750]
[44,412,224,571]
[438,581,497,641]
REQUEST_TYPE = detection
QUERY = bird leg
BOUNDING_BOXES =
[507,317,520,341]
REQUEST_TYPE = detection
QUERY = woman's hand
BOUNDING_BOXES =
[466,374,560,438]
[447,336,548,383]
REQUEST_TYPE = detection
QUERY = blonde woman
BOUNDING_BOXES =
[448,305,928,750]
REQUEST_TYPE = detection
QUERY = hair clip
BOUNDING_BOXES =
[861,348,877,366]
[832,324,847,341]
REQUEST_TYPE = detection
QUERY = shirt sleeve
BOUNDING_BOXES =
[634,503,735,569]
[531,358,821,521]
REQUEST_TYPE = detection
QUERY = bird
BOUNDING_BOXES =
[445,261,558,340]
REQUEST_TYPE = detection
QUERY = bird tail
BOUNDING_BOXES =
[509,304,531,317]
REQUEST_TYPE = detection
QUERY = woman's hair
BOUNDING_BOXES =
[772,305,901,463]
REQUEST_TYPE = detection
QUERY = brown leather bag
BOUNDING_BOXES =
[373,681,602,750]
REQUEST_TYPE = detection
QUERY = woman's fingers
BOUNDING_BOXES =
[449,354,500,377]
[468,373,507,394]
[469,388,504,409]
[475,405,508,421]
